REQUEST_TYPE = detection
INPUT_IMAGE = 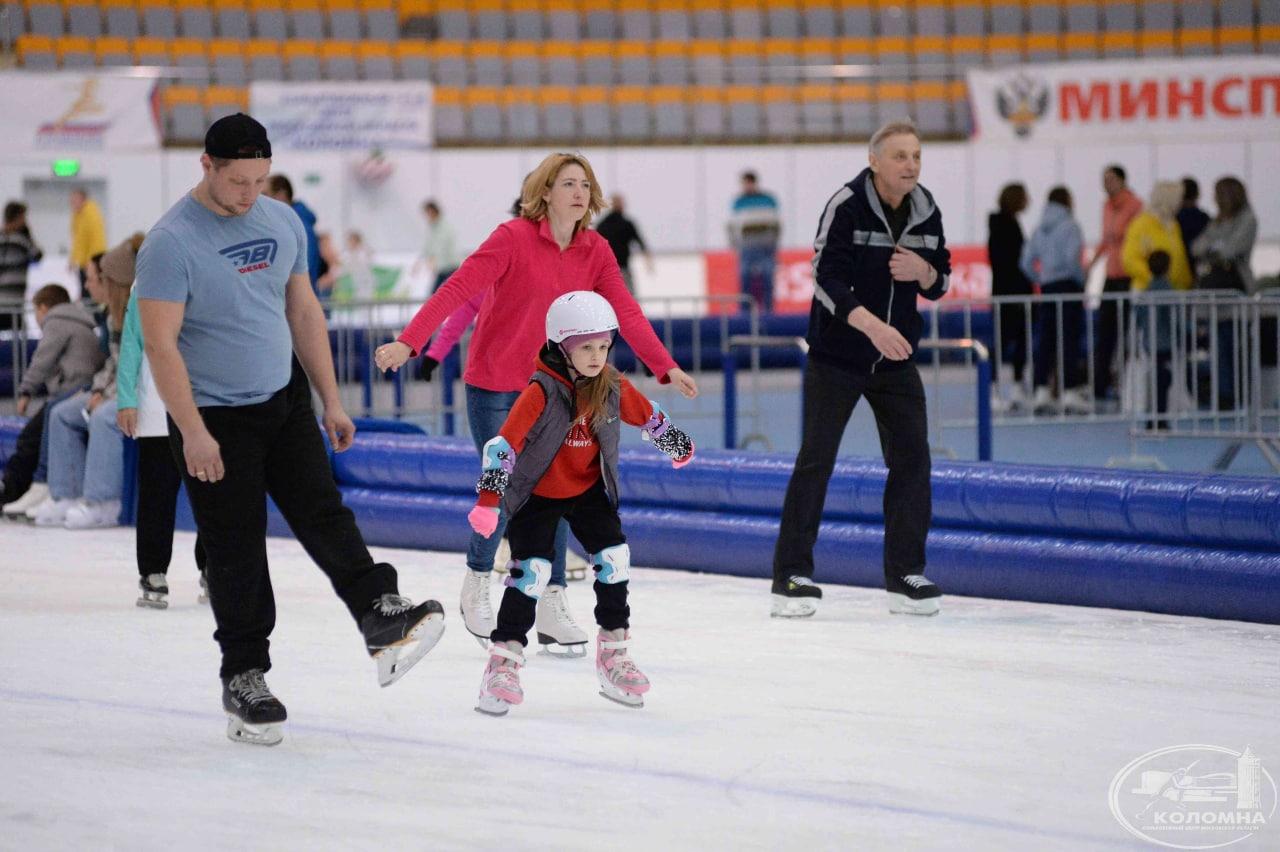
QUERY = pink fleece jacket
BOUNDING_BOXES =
[398,217,678,393]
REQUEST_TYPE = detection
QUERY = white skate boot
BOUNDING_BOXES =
[476,641,525,716]
[493,538,511,575]
[460,568,495,649]
[535,585,588,658]
[136,573,169,609]
[3,482,48,519]
[198,570,210,605]
[595,628,650,708]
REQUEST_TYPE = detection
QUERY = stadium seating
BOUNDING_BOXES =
[6,0,1269,146]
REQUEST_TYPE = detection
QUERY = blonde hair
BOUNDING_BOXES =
[518,153,605,230]
[1148,181,1182,221]
[577,364,621,434]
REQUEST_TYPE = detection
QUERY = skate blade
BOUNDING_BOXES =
[887,593,941,617]
[536,633,588,658]
[226,715,283,746]
[474,699,510,717]
[136,596,169,610]
[770,594,817,619]
[598,689,644,709]
[375,614,446,688]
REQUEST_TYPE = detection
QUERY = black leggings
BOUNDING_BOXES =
[493,480,629,646]
[135,435,206,578]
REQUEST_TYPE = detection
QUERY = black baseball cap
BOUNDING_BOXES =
[204,113,272,160]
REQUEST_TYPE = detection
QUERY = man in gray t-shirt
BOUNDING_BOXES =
[136,114,444,747]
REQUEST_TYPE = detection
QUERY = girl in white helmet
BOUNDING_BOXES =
[374,153,698,652]
[467,291,694,716]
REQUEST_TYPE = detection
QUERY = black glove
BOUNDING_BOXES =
[418,355,439,381]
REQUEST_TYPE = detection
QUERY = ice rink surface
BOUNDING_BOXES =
[2,525,1277,851]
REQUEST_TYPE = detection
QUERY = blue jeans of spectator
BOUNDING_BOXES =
[47,392,123,502]
[738,244,777,314]
[33,387,84,483]
[465,385,568,586]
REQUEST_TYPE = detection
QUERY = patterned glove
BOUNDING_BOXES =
[641,406,695,468]
[476,435,516,496]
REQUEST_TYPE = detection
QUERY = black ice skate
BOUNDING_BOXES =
[222,669,287,747]
[136,573,169,610]
[770,575,822,618]
[361,593,446,688]
[886,574,942,616]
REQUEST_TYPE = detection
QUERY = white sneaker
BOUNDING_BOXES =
[1031,386,1055,414]
[535,585,588,657]
[989,390,1010,414]
[460,568,495,648]
[32,497,76,526]
[64,499,122,529]
[1006,383,1029,413]
[3,482,48,518]
[1060,388,1093,415]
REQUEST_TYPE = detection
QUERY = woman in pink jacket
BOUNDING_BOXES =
[376,152,697,652]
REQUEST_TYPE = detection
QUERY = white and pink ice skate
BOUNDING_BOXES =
[595,629,650,708]
[475,642,525,717]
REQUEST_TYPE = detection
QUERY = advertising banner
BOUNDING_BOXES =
[967,56,1280,142]
[0,71,161,152]
[250,81,433,150]
[705,246,993,315]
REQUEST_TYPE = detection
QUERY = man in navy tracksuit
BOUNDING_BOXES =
[770,121,951,619]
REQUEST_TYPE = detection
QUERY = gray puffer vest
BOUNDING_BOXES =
[500,364,622,517]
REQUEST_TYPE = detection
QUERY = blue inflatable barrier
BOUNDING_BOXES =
[4,418,1277,624]
[332,436,1280,553]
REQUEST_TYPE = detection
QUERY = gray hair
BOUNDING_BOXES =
[870,120,920,154]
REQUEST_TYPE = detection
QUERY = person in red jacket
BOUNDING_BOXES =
[374,153,698,653]
[464,292,693,716]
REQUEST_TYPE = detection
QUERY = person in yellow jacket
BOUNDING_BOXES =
[69,188,107,288]
[1122,181,1193,292]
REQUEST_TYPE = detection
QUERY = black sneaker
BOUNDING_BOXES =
[222,669,287,746]
[886,574,942,616]
[770,575,822,619]
[361,593,446,688]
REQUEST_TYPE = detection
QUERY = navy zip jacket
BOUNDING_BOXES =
[807,167,952,375]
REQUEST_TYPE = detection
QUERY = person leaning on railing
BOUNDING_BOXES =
[1191,177,1258,411]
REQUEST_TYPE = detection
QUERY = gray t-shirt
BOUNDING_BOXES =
[135,193,307,407]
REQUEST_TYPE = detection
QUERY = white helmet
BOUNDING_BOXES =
[545,291,619,343]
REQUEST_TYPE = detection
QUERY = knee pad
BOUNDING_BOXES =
[504,557,551,599]
[592,544,631,584]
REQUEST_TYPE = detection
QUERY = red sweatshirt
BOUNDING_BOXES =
[477,366,655,505]
[398,217,678,393]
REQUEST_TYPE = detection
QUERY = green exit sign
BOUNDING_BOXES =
[52,159,81,177]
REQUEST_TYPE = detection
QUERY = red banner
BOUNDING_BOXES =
[705,246,992,315]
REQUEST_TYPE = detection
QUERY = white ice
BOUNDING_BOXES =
[1,525,1277,851]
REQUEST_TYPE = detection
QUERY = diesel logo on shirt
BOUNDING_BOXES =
[219,239,279,274]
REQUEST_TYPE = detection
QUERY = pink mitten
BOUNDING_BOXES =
[468,505,499,537]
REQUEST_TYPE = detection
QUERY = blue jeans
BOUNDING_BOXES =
[465,385,568,586]
[738,244,777,314]
[47,392,123,502]
[33,387,84,483]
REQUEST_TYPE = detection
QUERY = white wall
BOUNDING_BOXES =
[2,139,1275,263]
